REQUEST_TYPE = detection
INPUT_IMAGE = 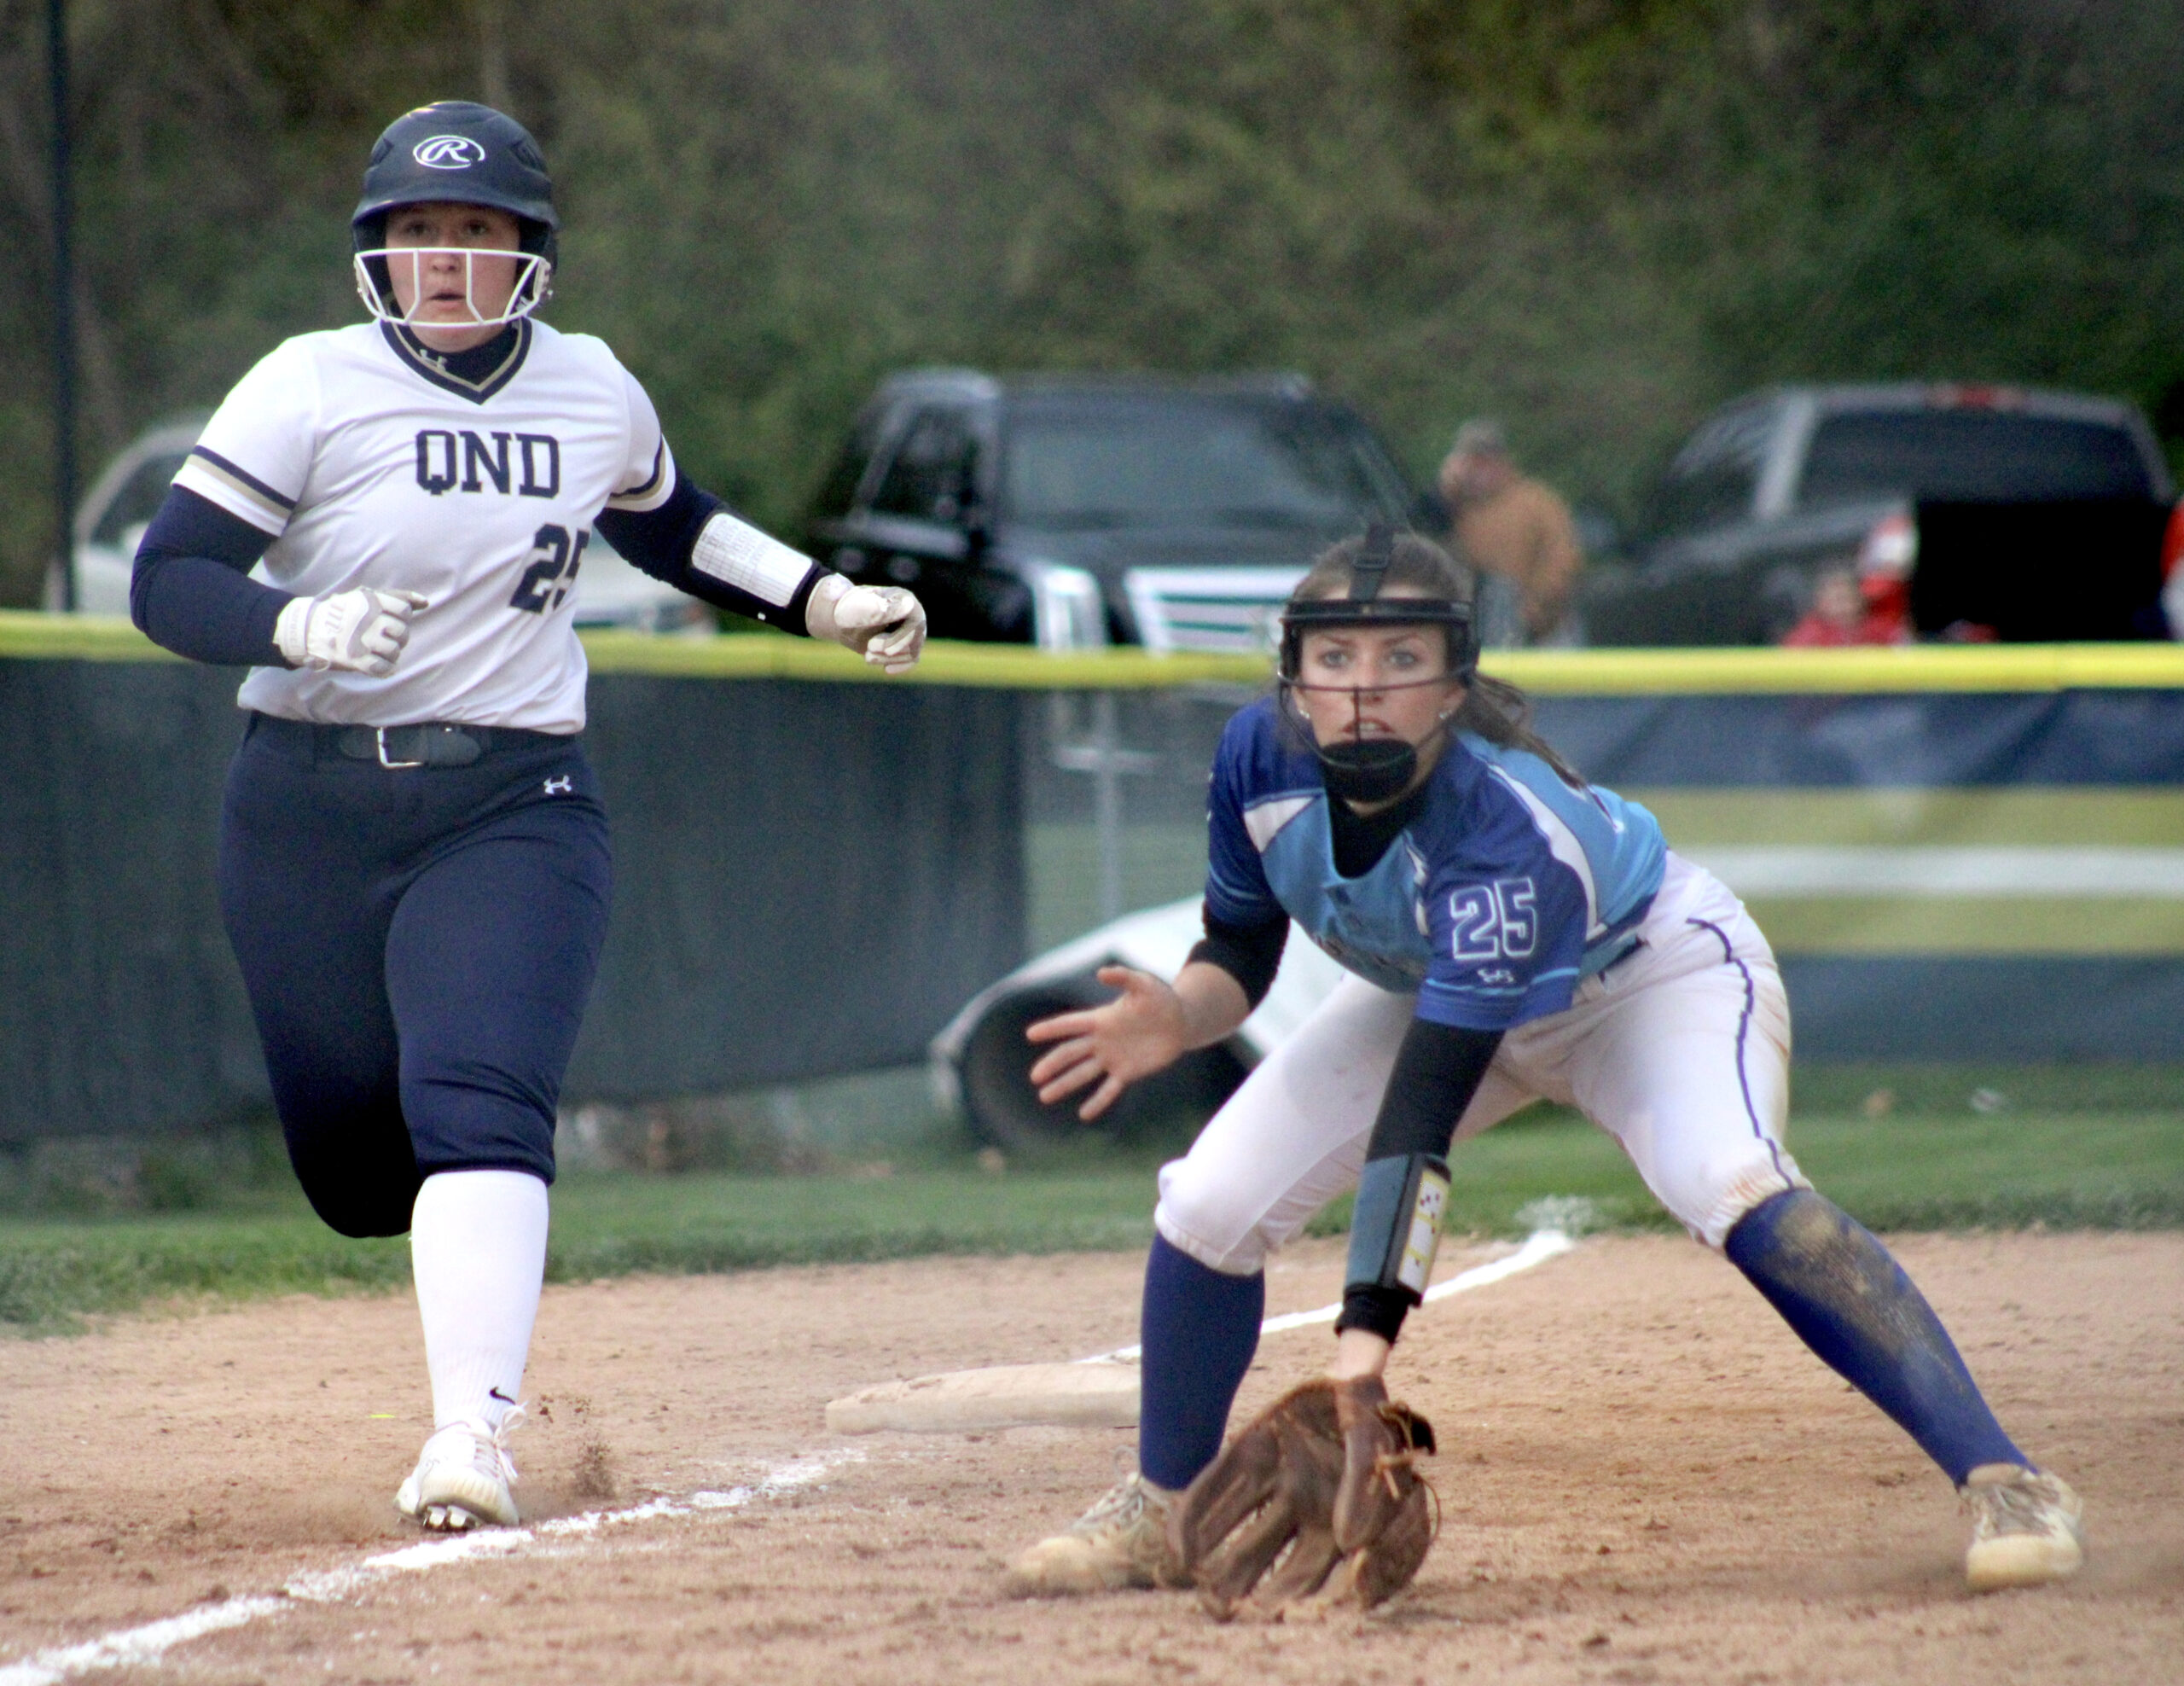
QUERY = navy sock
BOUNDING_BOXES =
[1136,1234,1265,1492]
[1726,1189,2026,1485]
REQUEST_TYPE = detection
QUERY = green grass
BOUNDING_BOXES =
[3,1095,2181,1336]
[1302,1107,2184,1241]
[543,1166,1159,1276]
[0,1168,1167,1336]
[0,1210,413,1332]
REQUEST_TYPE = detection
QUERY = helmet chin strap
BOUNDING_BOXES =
[1292,675,1461,805]
[1316,735,1418,805]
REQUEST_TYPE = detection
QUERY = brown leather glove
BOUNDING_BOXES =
[1169,1376,1437,1619]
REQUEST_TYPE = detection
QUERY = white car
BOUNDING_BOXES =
[49,416,711,634]
[930,898,1347,1148]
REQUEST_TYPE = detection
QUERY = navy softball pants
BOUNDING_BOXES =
[218,714,612,1238]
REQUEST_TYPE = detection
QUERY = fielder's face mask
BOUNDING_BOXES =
[351,243,554,331]
[1278,524,1478,804]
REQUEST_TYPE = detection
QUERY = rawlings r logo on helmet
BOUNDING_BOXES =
[413,135,487,170]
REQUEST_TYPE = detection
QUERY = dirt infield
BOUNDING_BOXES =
[2,1231,2178,1684]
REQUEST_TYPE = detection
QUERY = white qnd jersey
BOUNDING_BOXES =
[174,319,676,735]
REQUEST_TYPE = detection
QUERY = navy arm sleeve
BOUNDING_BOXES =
[1185,909,1287,1009]
[131,486,293,667]
[1334,1017,1504,1344]
[595,471,823,633]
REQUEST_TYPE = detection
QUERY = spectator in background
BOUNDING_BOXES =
[1780,567,1900,647]
[1435,419,1583,644]
[1780,515,1916,647]
[1781,567,1879,647]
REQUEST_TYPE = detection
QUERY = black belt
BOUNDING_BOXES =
[250,714,568,768]
[336,724,496,768]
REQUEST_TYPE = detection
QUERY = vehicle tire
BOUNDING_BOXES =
[954,971,1249,1150]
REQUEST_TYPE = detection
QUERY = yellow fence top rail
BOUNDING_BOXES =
[6,610,2184,693]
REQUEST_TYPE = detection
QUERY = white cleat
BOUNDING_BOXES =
[1004,1473,1186,1597]
[1960,1462,2084,1592]
[395,1409,525,1532]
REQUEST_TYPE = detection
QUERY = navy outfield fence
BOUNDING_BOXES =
[2,619,2180,1142]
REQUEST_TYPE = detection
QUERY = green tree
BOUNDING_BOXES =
[9,1,2184,607]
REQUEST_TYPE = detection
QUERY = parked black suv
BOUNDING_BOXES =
[801,369,1414,644]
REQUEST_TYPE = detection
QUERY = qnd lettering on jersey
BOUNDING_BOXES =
[1447,876,1538,962]
[415,429,561,498]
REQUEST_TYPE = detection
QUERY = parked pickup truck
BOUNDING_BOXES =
[1582,384,2182,645]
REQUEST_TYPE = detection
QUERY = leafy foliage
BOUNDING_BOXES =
[6,1,2184,602]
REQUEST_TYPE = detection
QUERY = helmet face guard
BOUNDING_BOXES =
[1278,524,1478,803]
[351,245,554,329]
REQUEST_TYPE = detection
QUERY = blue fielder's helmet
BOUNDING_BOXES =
[351,102,559,319]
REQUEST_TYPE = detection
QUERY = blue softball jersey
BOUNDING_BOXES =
[1205,697,1668,1031]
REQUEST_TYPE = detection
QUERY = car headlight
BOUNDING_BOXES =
[1025,562,1108,651]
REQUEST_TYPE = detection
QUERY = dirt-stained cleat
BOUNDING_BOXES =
[1004,1474,1186,1596]
[1960,1462,2083,1592]
[395,1409,525,1532]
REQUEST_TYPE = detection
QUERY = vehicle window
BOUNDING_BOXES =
[1648,407,1771,538]
[806,407,890,522]
[1798,412,2155,505]
[91,451,191,545]
[1001,398,1380,531]
[1327,409,1413,515]
[870,408,979,523]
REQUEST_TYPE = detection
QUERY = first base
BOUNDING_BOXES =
[825,1360,1140,1435]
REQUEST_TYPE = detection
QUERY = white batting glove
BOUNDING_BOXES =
[805,573,927,674]
[273,587,430,677]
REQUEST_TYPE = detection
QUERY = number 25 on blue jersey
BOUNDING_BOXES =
[1447,876,1538,962]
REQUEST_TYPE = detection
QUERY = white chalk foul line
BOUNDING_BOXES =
[1079,1225,1578,1363]
[0,1450,862,1686]
[0,1598,287,1686]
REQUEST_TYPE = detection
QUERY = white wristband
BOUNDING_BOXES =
[690,512,814,609]
[273,596,316,668]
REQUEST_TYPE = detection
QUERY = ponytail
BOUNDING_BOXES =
[1454,671,1586,788]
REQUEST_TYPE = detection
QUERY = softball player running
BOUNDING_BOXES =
[129,102,925,1532]
[1007,529,2080,1604]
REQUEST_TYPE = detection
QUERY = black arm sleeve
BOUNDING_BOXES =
[1363,1018,1504,1162]
[1335,1017,1505,1343]
[595,471,823,633]
[131,487,293,667]
[1185,909,1288,1009]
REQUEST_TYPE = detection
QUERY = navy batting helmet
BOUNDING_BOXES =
[351,102,559,319]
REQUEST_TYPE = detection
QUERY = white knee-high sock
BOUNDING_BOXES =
[410,1170,549,1433]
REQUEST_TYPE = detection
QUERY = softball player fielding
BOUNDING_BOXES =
[1008,530,2082,1607]
[129,102,925,1532]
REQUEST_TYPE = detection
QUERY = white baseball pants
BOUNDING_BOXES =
[1154,854,1807,1274]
